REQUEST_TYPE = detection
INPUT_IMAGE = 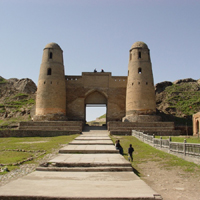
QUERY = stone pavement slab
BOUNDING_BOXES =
[48,153,130,165]
[0,171,160,199]
[69,140,113,145]
[75,136,111,140]
[59,144,119,154]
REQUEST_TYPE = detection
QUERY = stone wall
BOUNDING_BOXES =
[0,130,79,137]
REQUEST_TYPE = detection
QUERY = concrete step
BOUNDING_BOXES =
[108,121,175,129]
[19,121,83,127]
[36,166,133,172]
[111,127,174,131]
[59,149,119,154]
[19,126,82,131]
[0,130,80,137]
[41,162,131,168]
[69,142,113,145]
[75,138,111,140]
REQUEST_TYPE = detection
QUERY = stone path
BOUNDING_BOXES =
[0,126,162,200]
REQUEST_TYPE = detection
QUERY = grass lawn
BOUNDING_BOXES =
[111,135,200,177]
[0,135,78,174]
[155,135,200,143]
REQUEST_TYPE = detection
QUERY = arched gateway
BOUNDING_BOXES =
[65,72,126,122]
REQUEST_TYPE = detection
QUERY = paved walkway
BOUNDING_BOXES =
[0,126,162,200]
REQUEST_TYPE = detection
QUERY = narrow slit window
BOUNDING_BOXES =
[138,68,142,74]
[47,68,52,75]
[146,82,148,85]
[49,52,53,59]
[138,52,141,59]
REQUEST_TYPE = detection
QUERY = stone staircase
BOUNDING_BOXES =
[108,121,180,136]
[37,129,133,172]
[18,121,83,134]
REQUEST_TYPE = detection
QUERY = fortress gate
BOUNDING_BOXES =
[65,72,127,122]
[33,42,161,124]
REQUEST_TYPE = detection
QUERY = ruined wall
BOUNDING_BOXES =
[65,72,127,122]
[193,112,200,135]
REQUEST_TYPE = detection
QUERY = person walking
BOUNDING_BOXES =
[128,144,134,162]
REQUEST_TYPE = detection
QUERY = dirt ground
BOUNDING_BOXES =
[138,161,200,200]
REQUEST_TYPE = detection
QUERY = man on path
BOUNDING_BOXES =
[128,144,134,162]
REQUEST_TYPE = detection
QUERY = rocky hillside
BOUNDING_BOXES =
[155,78,200,125]
[0,76,36,128]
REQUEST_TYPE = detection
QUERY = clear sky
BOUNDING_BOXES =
[1,0,200,121]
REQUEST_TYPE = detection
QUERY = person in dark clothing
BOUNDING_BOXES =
[128,144,134,161]
[115,140,123,155]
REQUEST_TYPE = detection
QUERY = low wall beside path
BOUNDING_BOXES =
[132,130,200,159]
[0,130,80,137]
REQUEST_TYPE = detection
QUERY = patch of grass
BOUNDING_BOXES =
[13,93,28,98]
[5,99,35,107]
[0,151,33,165]
[99,114,106,119]
[0,77,7,84]
[0,134,78,174]
[111,135,200,176]
[0,135,78,153]
[155,136,200,143]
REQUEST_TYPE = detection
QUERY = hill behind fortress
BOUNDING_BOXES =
[0,76,199,128]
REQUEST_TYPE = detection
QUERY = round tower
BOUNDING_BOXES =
[33,42,67,121]
[123,41,161,122]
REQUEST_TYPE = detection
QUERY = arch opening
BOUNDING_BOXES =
[85,90,107,125]
[197,120,199,135]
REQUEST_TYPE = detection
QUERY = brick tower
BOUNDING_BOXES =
[123,41,161,122]
[33,43,67,121]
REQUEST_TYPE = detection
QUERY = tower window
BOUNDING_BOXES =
[47,68,52,75]
[138,52,141,59]
[49,52,53,59]
[146,82,148,85]
[138,82,140,85]
[138,68,142,74]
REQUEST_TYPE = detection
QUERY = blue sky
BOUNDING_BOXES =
[1,0,200,121]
